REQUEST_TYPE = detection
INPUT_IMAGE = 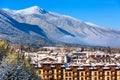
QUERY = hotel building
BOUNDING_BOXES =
[35,63,120,80]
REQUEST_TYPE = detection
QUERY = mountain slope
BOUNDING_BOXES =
[0,6,120,47]
[0,9,53,47]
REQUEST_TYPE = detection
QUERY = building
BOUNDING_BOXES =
[24,50,67,64]
[36,63,65,80]
[35,62,120,80]
[22,47,120,80]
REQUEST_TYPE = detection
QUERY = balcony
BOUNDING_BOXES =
[73,75,78,78]
[99,77,103,80]
[85,72,90,76]
[86,77,90,80]
[99,73,103,77]
[99,72,103,75]
[57,72,62,75]
[85,74,90,77]
[112,72,115,75]
[74,73,77,75]
[112,77,115,80]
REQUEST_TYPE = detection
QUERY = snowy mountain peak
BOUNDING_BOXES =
[28,6,40,10]
[15,6,47,14]
[1,6,120,47]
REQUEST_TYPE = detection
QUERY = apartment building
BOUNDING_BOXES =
[35,63,120,80]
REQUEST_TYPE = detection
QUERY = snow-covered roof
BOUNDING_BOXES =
[39,56,56,61]
[115,63,120,66]
[66,68,71,70]
[68,62,79,67]
[103,66,110,69]
[78,67,84,70]
[95,63,104,66]
[50,52,58,55]
[105,63,116,66]
[82,63,90,66]
[42,46,56,50]
[114,54,120,58]
[95,51,107,55]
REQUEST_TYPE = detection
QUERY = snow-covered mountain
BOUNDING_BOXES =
[0,6,120,47]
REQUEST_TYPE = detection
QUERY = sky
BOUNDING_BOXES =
[0,0,120,29]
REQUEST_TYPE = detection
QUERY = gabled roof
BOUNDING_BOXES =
[40,56,56,62]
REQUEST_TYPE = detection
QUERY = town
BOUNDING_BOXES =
[21,46,120,80]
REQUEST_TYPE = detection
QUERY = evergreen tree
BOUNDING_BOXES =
[0,52,40,80]
[0,41,40,80]
[0,40,9,60]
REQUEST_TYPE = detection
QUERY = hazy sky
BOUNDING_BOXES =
[0,0,120,29]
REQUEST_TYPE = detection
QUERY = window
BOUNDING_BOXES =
[87,77,90,80]
[69,73,71,76]
[95,72,97,76]
[74,72,77,75]
[107,77,109,80]
[66,73,68,76]
[81,72,83,76]
[99,72,102,75]
[39,70,41,74]
[107,72,109,75]
[112,77,115,80]
[69,78,71,80]
[58,70,61,73]
[47,75,49,78]
[112,72,115,75]
[58,76,61,78]
[81,77,83,80]
[86,72,89,75]
[45,70,47,74]
[94,77,97,80]
[100,77,102,80]
[49,71,52,74]
[117,71,120,75]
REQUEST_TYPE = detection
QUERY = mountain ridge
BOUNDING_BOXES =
[0,6,120,47]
